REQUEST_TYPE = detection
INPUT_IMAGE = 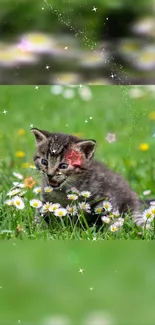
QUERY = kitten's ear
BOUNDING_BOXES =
[75,140,96,160]
[31,128,48,145]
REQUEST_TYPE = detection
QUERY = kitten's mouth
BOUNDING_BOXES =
[48,178,65,189]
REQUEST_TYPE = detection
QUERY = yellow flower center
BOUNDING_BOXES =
[33,202,38,207]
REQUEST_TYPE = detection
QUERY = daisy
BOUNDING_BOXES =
[13,172,23,180]
[30,199,42,209]
[70,187,80,194]
[148,206,155,216]
[110,224,118,232]
[79,202,91,213]
[44,186,53,193]
[142,209,154,222]
[67,194,78,201]
[112,209,120,217]
[13,196,25,210]
[18,190,27,196]
[54,208,67,217]
[33,186,42,194]
[7,188,21,197]
[4,199,15,206]
[49,203,61,212]
[103,201,112,212]
[80,191,91,198]
[13,182,25,188]
[94,206,103,214]
[41,202,51,213]
[101,216,110,224]
[114,218,124,227]
[143,190,151,196]
[66,204,78,216]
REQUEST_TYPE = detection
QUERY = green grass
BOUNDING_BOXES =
[0,85,155,240]
[0,242,155,325]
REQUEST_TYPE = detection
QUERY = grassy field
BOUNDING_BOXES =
[0,242,155,325]
[0,85,155,239]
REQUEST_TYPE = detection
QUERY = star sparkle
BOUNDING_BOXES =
[65,150,83,167]
[79,268,84,274]
[92,7,97,12]
[106,133,116,143]
[3,110,7,115]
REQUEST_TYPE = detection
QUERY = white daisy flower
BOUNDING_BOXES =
[50,85,63,95]
[148,206,155,216]
[7,188,21,197]
[80,191,91,198]
[69,187,80,195]
[114,218,124,227]
[18,190,27,196]
[142,208,154,222]
[4,199,15,206]
[13,196,25,210]
[101,216,110,224]
[67,194,78,201]
[103,201,112,212]
[94,206,103,214]
[143,189,151,196]
[44,186,53,193]
[112,209,120,217]
[12,182,25,188]
[13,172,23,180]
[79,202,91,213]
[41,202,51,213]
[150,201,155,206]
[33,186,42,194]
[109,224,118,232]
[54,208,67,217]
[30,199,42,209]
[66,205,78,216]
[49,203,61,212]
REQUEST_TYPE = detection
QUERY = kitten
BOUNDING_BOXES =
[31,128,144,227]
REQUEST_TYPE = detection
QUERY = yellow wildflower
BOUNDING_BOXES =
[139,143,149,151]
[15,151,26,158]
[149,112,155,120]
[18,129,25,135]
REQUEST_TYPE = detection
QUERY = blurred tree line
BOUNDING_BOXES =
[0,0,153,42]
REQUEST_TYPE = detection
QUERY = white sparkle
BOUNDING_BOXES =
[52,149,56,153]
[35,86,39,90]
[110,73,115,79]
[64,46,68,50]
[90,287,94,291]
[106,17,109,20]
[46,65,50,70]
[42,7,44,10]
[89,116,93,120]
[85,120,88,123]
[3,109,7,114]
[92,7,97,12]
[79,84,83,88]
[92,237,97,241]
[79,268,84,274]
[30,124,34,128]
[106,133,116,143]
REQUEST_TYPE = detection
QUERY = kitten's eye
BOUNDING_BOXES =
[41,159,48,166]
[58,163,68,169]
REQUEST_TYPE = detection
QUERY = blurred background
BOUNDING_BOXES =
[0,242,155,325]
[0,0,155,84]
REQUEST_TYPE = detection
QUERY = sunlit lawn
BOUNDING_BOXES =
[0,85,155,239]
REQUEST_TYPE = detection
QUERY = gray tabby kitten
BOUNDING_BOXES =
[31,128,144,226]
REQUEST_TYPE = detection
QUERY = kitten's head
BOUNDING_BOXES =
[31,128,96,190]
